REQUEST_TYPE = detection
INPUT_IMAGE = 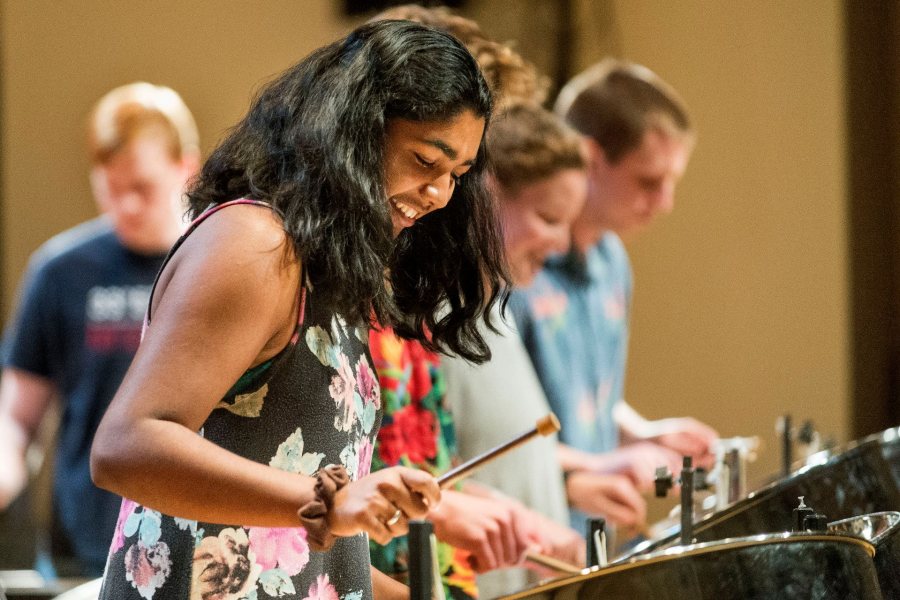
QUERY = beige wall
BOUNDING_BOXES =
[2,1,849,488]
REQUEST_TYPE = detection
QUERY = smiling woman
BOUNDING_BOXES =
[487,103,588,286]
[89,20,507,600]
[384,112,485,237]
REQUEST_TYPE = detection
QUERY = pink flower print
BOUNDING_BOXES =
[356,437,374,479]
[576,393,596,426]
[531,291,568,320]
[603,291,626,322]
[111,498,138,554]
[596,379,613,412]
[248,527,310,577]
[124,540,171,599]
[355,358,381,409]
[192,528,262,600]
[303,574,340,600]
[330,353,357,432]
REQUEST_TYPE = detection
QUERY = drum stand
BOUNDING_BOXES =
[408,520,445,600]
[654,456,702,545]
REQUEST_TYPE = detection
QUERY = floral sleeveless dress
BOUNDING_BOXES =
[98,200,382,600]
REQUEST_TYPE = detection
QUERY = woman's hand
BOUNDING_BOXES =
[565,472,647,528]
[614,403,718,469]
[524,510,585,569]
[585,442,683,492]
[636,417,719,469]
[329,466,440,545]
[428,490,537,572]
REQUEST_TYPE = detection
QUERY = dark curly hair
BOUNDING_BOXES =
[187,20,508,363]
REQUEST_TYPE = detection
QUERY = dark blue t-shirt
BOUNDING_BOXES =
[1,217,166,575]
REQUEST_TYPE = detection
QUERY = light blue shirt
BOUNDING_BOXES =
[510,233,632,531]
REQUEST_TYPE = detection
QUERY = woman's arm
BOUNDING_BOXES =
[91,204,313,526]
[91,205,440,536]
[614,402,718,467]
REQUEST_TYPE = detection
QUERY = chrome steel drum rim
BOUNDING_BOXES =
[827,510,900,544]
[502,533,875,600]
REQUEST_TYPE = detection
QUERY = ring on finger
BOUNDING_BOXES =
[386,508,402,527]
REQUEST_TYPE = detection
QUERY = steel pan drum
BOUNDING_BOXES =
[823,427,900,493]
[829,512,900,600]
[501,533,881,600]
[631,434,900,555]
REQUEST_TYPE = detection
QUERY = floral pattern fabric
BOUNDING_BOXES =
[99,200,381,600]
[367,327,477,600]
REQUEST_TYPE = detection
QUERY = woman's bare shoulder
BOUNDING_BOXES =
[153,204,301,339]
[193,203,294,256]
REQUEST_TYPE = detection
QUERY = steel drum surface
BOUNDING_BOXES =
[829,512,900,600]
[631,436,900,556]
[873,427,900,490]
[501,533,880,600]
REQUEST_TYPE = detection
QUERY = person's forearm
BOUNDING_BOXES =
[0,427,28,508]
[0,368,56,509]
[371,566,408,600]
[557,443,601,472]
[91,417,316,526]
[613,401,651,443]
[0,417,29,460]
[0,369,55,440]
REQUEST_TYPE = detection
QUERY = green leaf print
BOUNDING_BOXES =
[270,427,326,475]
[339,443,359,481]
[305,326,339,368]
[173,517,198,535]
[216,383,268,417]
[123,511,141,539]
[259,568,296,597]
[139,510,162,546]
[354,392,377,435]
[173,517,203,547]
[123,508,162,546]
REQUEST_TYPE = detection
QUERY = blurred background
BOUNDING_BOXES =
[1,0,898,559]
